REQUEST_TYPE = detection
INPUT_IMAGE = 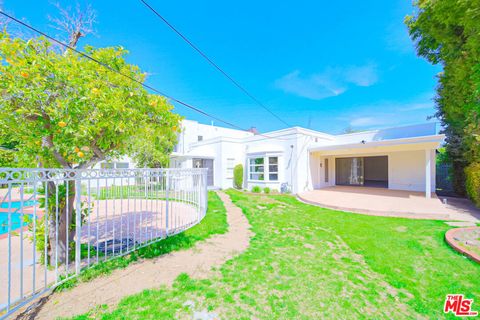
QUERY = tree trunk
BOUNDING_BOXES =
[47,180,76,265]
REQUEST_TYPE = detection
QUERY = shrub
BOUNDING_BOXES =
[251,186,261,193]
[465,162,480,207]
[263,187,270,194]
[233,164,243,189]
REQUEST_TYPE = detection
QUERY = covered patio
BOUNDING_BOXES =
[299,186,480,222]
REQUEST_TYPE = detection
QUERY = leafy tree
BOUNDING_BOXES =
[406,0,480,200]
[0,32,181,262]
[131,125,178,168]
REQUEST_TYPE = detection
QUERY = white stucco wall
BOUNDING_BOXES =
[388,150,435,192]
[170,120,443,194]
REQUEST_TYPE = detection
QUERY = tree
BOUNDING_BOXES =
[0,32,181,262]
[48,1,96,47]
[406,0,480,200]
[131,125,179,168]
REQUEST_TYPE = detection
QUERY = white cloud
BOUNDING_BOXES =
[274,70,345,100]
[350,117,382,127]
[341,92,437,129]
[275,64,378,100]
[344,64,378,87]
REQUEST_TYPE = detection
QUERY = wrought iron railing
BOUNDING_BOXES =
[0,168,208,318]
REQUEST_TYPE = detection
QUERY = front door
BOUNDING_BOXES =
[193,158,214,186]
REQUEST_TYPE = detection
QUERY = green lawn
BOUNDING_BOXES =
[57,191,227,290]
[73,190,479,319]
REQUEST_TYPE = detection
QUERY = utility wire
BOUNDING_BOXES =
[139,0,292,127]
[0,11,292,141]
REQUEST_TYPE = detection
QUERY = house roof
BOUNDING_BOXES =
[308,134,445,153]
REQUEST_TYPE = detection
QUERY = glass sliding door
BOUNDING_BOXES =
[335,157,364,186]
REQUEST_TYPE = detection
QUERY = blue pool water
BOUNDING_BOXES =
[0,200,37,209]
[0,200,37,235]
[0,213,31,235]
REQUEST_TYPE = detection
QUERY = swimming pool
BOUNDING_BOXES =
[0,213,33,235]
[0,200,37,235]
[0,200,37,209]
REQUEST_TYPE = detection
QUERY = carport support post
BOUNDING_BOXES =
[425,149,431,199]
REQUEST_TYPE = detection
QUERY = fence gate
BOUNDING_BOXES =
[436,163,454,196]
[0,168,208,318]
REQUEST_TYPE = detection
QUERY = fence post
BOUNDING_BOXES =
[75,179,82,276]
[165,170,169,237]
[204,169,208,218]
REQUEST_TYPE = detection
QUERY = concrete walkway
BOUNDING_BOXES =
[299,186,480,222]
[28,191,252,319]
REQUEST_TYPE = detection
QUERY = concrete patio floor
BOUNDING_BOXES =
[298,186,480,222]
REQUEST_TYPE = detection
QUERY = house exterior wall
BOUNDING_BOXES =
[308,150,437,192]
[174,119,252,154]
[169,120,443,194]
[388,150,436,192]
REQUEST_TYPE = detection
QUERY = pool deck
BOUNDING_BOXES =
[0,198,198,312]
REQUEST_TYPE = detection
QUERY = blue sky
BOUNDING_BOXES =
[4,0,441,134]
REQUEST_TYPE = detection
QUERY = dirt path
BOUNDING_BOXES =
[32,191,253,319]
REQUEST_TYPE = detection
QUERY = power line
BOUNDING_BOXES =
[0,11,292,141]
[139,0,292,127]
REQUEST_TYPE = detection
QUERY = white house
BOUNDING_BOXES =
[170,120,444,198]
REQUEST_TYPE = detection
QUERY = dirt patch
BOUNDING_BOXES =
[31,191,253,319]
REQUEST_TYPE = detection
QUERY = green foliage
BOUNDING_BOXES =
[251,186,261,193]
[465,162,480,206]
[406,0,480,197]
[263,187,270,194]
[0,148,16,167]
[0,32,181,170]
[0,31,182,261]
[76,191,480,319]
[57,191,227,290]
[436,147,449,165]
[233,164,243,189]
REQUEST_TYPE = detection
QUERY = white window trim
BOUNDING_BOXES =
[248,155,280,182]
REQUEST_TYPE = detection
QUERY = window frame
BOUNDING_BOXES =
[248,155,280,182]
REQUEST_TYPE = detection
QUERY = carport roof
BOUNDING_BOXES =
[308,134,445,153]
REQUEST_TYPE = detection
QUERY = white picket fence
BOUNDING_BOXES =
[0,168,208,318]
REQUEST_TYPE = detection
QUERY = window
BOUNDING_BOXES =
[226,158,234,179]
[101,162,114,169]
[324,158,329,183]
[116,162,129,169]
[269,157,278,181]
[198,135,203,142]
[249,157,264,180]
[248,156,279,181]
[101,162,129,169]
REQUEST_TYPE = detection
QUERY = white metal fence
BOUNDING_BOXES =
[0,168,207,318]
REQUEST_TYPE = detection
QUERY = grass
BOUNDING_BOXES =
[73,190,479,319]
[56,191,227,290]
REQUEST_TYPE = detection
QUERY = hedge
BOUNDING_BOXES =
[233,164,243,189]
[465,162,480,207]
